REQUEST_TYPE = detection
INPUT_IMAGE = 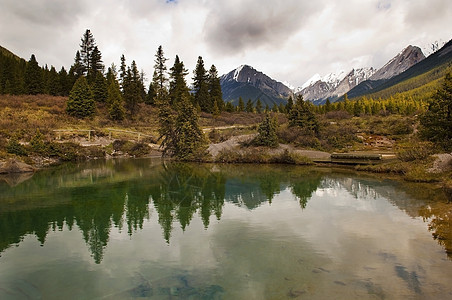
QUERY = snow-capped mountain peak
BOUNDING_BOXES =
[301,74,321,89]
[322,70,347,86]
[300,71,347,90]
[233,65,246,81]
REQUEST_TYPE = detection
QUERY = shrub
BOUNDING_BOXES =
[128,143,151,157]
[6,137,28,156]
[253,113,279,148]
[112,139,132,151]
[47,142,80,161]
[30,130,48,155]
[270,149,313,165]
[278,126,321,149]
[396,141,437,162]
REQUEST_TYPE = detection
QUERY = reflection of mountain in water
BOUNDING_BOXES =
[320,174,452,259]
[0,160,450,263]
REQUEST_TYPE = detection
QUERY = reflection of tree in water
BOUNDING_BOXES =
[290,175,323,209]
[0,161,326,263]
[419,201,452,259]
[151,163,226,243]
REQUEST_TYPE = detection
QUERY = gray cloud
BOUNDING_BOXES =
[203,0,322,55]
[3,0,86,26]
[0,0,450,88]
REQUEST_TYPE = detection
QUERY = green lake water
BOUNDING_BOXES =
[0,158,451,299]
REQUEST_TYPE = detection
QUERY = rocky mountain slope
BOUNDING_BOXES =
[299,68,375,104]
[347,41,451,99]
[298,45,425,103]
[220,65,292,106]
[370,45,425,81]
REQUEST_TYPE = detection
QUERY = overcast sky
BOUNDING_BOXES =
[1,0,451,87]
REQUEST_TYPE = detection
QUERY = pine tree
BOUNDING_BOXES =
[208,64,223,112]
[24,54,43,95]
[254,113,279,147]
[66,76,95,118]
[107,80,125,121]
[145,78,157,105]
[106,64,118,87]
[119,54,127,91]
[245,99,254,112]
[255,99,262,114]
[325,98,332,113]
[59,67,71,96]
[193,56,210,112]
[420,73,452,151]
[238,97,245,112]
[42,64,50,94]
[47,66,60,96]
[89,46,104,83]
[80,29,96,78]
[72,50,85,79]
[154,46,168,99]
[157,96,176,157]
[288,94,319,134]
[123,61,142,117]
[272,104,279,113]
[92,71,108,102]
[169,55,190,107]
[173,95,207,160]
[225,102,234,112]
[286,96,294,113]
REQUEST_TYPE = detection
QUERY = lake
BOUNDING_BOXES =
[0,158,451,299]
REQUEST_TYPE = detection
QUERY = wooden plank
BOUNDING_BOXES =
[331,153,382,160]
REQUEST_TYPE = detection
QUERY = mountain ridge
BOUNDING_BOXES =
[220,65,292,106]
[347,40,452,99]
[296,45,425,103]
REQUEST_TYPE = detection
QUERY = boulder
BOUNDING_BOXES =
[0,159,35,174]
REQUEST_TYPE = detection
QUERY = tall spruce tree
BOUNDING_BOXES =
[89,46,104,82]
[47,66,60,96]
[154,46,168,100]
[123,61,142,117]
[157,97,176,157]
[169,55,190,107]
[66,76,95,118]
[58,67,71,96]
[107,80,125,121]
[119,54,127,91]
[80,29,95,77]
[145,78,157,105]
[24,54,43,95]
[208,64,223,112]
[193,56,210,112]
[420,73,452,151]
[92,71,108,102]
[173,95,207,160]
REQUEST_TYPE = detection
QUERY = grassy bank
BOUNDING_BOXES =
[0,94,450,195]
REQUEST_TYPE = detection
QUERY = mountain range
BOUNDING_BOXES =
[220,42,444,105]
[296,45,425,104]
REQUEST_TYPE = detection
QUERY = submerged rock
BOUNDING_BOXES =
[0,159,35,174]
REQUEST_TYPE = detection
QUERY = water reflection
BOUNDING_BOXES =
[0,159,450,264]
